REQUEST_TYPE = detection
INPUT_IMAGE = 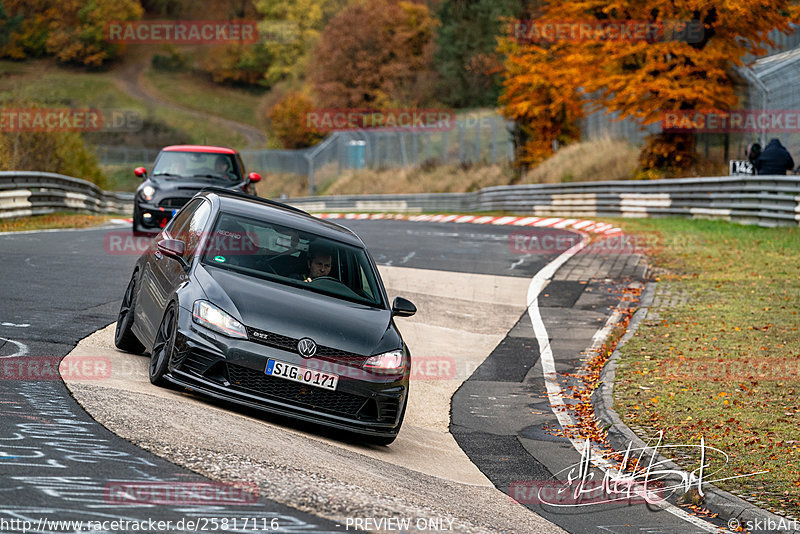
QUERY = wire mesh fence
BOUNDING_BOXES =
[95,114,515,193]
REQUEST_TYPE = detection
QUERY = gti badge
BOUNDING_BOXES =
[297,338,317,358]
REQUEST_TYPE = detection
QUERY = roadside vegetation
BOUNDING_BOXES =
[0,213,118,232]
[613,218,800,516]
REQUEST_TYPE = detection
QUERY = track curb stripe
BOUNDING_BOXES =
[314,213,622,235]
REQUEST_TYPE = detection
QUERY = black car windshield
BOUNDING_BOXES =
[200,213,384,308]
[153,152,240,182]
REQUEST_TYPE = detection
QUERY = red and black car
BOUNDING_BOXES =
[133,145,262,234]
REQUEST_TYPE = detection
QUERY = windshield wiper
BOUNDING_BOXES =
[152,172,181,178]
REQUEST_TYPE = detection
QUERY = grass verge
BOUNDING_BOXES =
[0,213,119,232]
[146,69,267,130]
[0,60,245,147]
[612,218,800,517]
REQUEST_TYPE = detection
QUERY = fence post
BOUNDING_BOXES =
[491,117,498,164]
[475,117,481,163]
[305,153,315,195]
[458,122,464,164]
[443,130,448,164]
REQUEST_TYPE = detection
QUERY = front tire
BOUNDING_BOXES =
[149,303,177,387]
[114,274,145,353]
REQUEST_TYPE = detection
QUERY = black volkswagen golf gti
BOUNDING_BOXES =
[114,189,416,444]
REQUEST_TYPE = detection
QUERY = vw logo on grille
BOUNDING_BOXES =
[297,338,317,358]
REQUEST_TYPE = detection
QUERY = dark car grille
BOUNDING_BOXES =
[227,363,367,417]
[159,197,191,209]
[245,326,369,366]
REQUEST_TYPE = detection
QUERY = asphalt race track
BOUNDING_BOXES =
[0,220,727,533]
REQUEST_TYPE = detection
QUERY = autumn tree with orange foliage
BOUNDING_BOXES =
[267,91,324,148]
[310,0,438,108]
[500,1,800,171]
[0,0,142,66]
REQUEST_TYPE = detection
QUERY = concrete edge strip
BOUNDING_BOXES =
[593,283,800,534]
[526,242,720,532]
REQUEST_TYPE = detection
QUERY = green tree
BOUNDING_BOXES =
[433,0,522,108]
[254,0,351,86]
[0,130,107,188]
[0,1,23,50]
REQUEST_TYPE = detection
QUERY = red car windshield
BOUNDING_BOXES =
[153,152,240,182]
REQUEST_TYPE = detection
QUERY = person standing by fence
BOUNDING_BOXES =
[754,138,794,175]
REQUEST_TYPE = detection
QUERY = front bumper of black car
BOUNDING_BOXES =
[166,308,408,438]
[134,201,182,232]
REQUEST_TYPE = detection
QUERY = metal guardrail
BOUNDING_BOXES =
[0,171,133,219]
[2,172,798,228]
[285,176,800,227]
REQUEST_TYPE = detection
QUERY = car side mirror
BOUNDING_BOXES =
[134,167,147,179]
[157,238,186,260]
[248,172,261,183]
[391,297,416,318]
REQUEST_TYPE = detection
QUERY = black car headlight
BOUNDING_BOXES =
[140,185,156,201]
[192,300,247,339]
[363,349,405,375]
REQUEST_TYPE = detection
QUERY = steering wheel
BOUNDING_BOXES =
[310,276,343,284]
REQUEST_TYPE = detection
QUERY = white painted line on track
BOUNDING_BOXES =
[533,217,562,227]
[553,219,579,229]
[525,238,719,533]
[0,337,29,358]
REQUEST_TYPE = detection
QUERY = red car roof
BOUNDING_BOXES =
[162,145,238,154]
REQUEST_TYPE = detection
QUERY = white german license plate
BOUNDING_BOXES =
[265,359,338,391]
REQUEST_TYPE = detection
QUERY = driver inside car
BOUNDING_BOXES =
[295,244,333,282]
[214,156,233,179]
